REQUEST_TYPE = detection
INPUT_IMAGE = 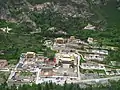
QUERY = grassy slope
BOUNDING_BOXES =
[100,0,120,46]
[101,0,120,28]
[84,0,120,46]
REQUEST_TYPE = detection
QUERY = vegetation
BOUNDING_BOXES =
[43,47,56,60]
[20,71,33,76]
[0,0,120,89]
[0,0,120,64]
[0,80,120,90]
[0,72,9,83]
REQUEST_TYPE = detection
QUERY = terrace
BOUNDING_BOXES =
[105,69,118,76]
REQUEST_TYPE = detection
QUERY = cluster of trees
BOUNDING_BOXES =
[0,72,9,83]
[43,47,56,60]
[1,80,120,90]
[0,20,45,64]
[0,20,56,63]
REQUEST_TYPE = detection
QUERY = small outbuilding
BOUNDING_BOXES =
[0,59,8,68]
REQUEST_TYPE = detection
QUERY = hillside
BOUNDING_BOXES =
[0,0,120,63]
[0,0,109,30]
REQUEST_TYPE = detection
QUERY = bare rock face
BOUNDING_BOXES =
[51,0,93,19]
[0,0,100,21]
[0,0,93,22]
[54,4,78,17]
[0,0,12,21]
[92,0,109,5]
[0,0,36,28]
[71,0,89,6]
[0,0,115,30]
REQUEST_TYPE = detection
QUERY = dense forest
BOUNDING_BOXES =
[1,80,120,90]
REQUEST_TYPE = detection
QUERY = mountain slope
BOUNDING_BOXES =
[0,0,120,62]
[0,0,108,31]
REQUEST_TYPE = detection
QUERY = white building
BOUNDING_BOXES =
[84,23,95,30]
[44,40,53,48]
[25,52,36,59]
[87,37,94,44]
[84,54,105,61]
[58,53,77,65]
[0,27,12,33]
[91,49,108,55]
[80,63,105,70]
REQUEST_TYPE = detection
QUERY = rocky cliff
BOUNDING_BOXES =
[0,0,119,31]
